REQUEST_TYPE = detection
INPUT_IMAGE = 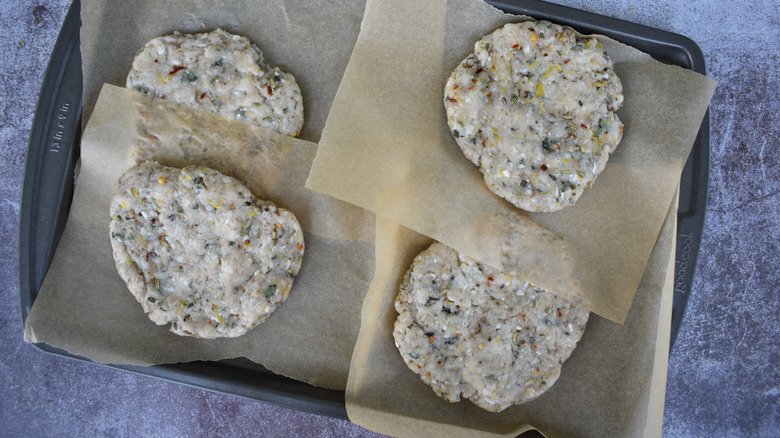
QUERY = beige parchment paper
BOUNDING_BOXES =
[25,0,377,391]
[306,0,716,323]
[346,193,677,437]
[23,82,376,389]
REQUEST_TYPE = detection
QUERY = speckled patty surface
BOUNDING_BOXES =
[393,243,589,412]
[444,21,623,212]
[127,28,304,136]
[110,161,304,338]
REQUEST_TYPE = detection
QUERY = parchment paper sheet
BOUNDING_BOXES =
[26,0,376,390]
[346,194,677,437]
[80,0,368,143]
[24,85,374,390]
[306,0,716,322]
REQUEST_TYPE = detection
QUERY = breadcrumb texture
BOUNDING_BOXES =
[444,21,623,212]
[109,161,304,338]
[393,243,589,412]
[127,28,304,136]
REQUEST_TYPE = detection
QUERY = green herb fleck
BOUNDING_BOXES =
[593,118,608,137]
[424,297,440,307]
[184,71,198,82]
[444,336,459,345]
[265,285,277,297]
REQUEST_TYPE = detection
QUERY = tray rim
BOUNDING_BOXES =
[18,0,709,420]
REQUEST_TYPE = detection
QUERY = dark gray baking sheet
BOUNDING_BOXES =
[19,0,708,420]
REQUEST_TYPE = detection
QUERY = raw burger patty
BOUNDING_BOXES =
[110,161,304,338]
[444,20,623,212]
[393,242,589,412]
[127,28,304,136]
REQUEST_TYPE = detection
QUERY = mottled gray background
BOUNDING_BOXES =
[1,0,778,436]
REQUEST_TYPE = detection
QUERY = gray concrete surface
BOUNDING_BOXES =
[2,0,778,436]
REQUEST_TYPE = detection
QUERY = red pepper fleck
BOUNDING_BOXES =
[428,335,435,344]
[512,43,519,49]
[486,275,494,282]
[447,98,457,104]
[581,124,588,130]
[267,85,273,96]
[558,310,563,318]
[200,92,207,100]
[540,164,548,171]
[169,65,186,75]
[563,59,570,64]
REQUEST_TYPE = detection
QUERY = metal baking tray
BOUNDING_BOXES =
[19,0,708,421]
